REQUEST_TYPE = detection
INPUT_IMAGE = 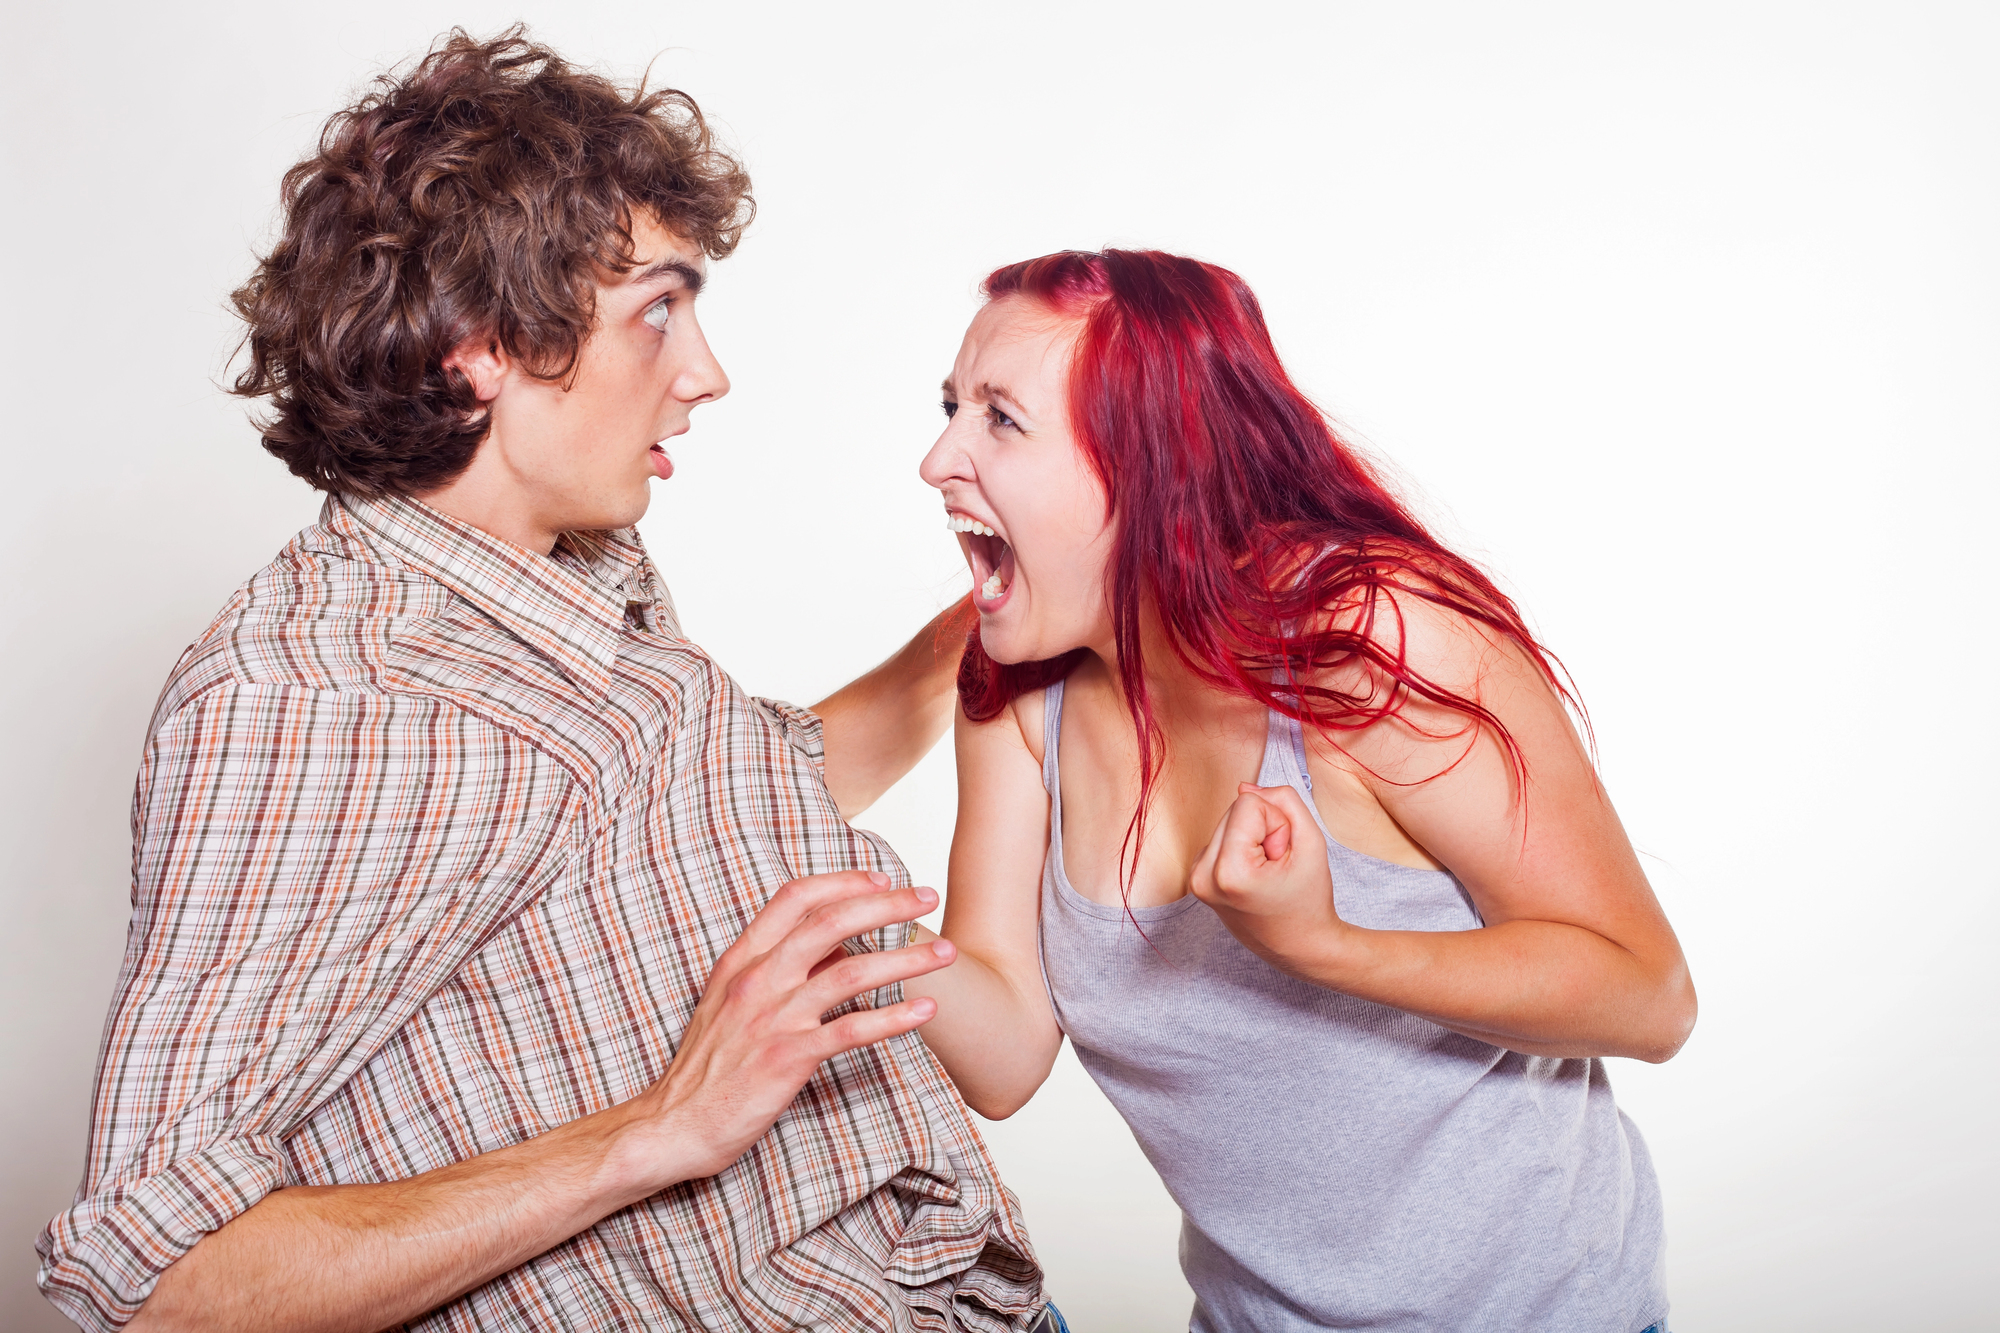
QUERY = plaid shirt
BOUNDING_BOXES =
[38,494,1042,1332]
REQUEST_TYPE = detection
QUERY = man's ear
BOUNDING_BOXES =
[442,333,512,404]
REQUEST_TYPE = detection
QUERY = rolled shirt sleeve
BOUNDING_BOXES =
[750,695,827,778]
[37,683,577,1330]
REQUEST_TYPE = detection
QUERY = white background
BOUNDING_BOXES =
[3,3,1994,1329]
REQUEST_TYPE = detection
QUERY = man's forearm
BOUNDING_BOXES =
[125,871,948,1333]
[129,1098,681,1333]
[814,600,974,818]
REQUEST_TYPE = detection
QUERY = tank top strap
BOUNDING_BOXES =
[1034,678,1069,1031]
[1051,674,1330,844]
[1041,678,1067,800]
[1258,696,1341,848]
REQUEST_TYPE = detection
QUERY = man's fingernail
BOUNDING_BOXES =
[914,886,938,906]
[868,872,889,887]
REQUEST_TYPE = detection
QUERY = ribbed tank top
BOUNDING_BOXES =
[1036,679,1668,1332]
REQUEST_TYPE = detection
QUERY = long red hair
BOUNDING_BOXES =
[956,249,1574,887]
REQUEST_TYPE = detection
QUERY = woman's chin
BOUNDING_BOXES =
[979,639,1024,666]
[978,620,1076,668]
[976,620,1032,666]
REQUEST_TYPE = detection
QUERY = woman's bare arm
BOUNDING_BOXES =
[903,700,1065,1118]
[1192,594,1696,1062]
[812,601,974,818]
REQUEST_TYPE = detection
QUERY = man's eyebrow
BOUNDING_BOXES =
[634,257,704,293]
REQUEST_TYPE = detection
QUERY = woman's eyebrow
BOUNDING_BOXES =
[940,378,1029,418]
[981,383,1026,413]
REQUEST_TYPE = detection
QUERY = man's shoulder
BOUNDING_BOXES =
[154,510,463,720]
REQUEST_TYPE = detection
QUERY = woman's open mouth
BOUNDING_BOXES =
[947,514,1016,609]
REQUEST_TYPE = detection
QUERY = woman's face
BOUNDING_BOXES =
[920,297,1115,665]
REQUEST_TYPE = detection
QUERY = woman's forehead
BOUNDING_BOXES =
[957,300,1078,385]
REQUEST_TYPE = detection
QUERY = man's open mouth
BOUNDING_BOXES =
[947,514,1015,605]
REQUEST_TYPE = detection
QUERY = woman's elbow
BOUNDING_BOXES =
[966,1089,1033,1121]
[1633,966,1698,1064]
[960,1067,1051,1120]
[953,1050,1059,1121]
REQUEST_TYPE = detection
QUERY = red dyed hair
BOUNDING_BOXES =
[956,249,1573,884]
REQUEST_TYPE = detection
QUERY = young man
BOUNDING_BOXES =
[36,29,1049,1333]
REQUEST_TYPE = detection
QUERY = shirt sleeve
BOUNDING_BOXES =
[749,696,827,778]
[37,682,578,1331]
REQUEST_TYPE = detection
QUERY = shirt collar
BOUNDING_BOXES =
[330,493,659,704]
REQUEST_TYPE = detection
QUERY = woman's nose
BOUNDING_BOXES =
[918,429,968,490]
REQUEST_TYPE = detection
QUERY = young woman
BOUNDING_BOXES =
[907,250,1693,1333]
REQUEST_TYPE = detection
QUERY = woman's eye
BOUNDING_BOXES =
[986,405,1019,432]
[643,298,672,332]
[941,399,958,419]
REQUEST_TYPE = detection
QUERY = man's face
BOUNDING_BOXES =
[450,211,728,548]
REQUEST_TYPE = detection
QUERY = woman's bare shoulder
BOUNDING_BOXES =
[1307,550,1539,699]
[954,684,1050,771]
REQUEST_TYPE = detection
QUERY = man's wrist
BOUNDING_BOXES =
[583,1093,709,1210]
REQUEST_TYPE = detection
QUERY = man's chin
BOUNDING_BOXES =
[577,490,652,536]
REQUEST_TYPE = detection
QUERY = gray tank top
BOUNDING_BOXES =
[1036,680,1668,1333]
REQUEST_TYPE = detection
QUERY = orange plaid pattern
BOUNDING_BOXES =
[37,494,1041,1332]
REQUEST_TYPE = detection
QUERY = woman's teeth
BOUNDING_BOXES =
[948,515,1012,601]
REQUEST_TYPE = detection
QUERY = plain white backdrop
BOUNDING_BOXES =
[3,3,1994,1329]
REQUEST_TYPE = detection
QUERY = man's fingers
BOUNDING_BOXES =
[718,871,895,977]
[801,997,938,1066]
[762,885,937,984]
[797,937,954,1016]
[805,945,848,981]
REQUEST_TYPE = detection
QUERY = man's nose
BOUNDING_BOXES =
[677,326,730,405]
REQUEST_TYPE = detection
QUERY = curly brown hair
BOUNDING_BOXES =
[229,26,754,500]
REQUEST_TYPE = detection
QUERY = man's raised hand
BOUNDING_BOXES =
[617,870,953,1185]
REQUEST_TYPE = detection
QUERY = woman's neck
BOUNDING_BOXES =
[1083,600,1255,734]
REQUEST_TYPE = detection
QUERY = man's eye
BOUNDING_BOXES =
[643,298,672,332]
[941,399,958,419]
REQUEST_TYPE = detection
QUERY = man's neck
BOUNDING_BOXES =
[417,449,562,555]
